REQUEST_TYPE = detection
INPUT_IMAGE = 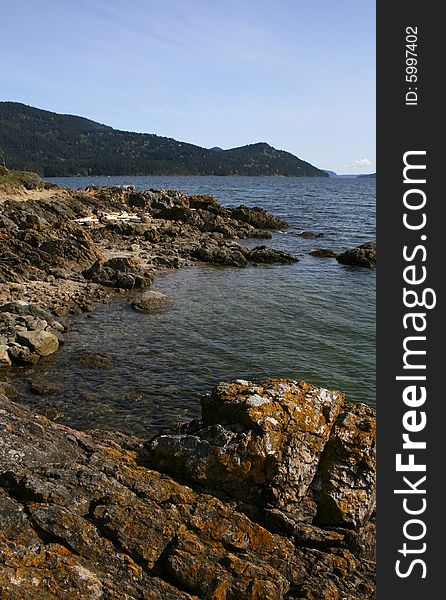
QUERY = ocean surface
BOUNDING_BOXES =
[9,176,375,436]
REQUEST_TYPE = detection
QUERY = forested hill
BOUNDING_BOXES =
[0,102,327,178]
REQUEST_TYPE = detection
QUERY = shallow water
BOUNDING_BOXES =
[8,176,375,436]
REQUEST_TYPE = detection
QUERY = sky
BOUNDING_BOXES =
[0,0,375,174]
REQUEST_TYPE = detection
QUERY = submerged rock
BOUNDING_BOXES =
[73,352,114,369]
[298,231,324,239]
[29,381,59,396]
[0,387,375,598]
[309,248,338,258]
[337,242,376,268]
[131,290,172,312]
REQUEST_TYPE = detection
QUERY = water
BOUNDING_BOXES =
[8,176,375,436]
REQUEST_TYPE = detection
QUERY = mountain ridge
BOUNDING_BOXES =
[0,102,327,178]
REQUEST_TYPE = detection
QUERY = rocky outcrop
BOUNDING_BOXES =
[1,185,296,302]
[0,381,375,599]
[337,242,376,268]
[146,379,376,565]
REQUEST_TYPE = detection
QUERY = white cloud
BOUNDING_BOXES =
[354,158,372,167]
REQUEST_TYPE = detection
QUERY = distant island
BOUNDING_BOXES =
[323,170,376,179]
[0,102,327,178]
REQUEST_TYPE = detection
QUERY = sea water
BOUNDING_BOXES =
[9,176,375,436]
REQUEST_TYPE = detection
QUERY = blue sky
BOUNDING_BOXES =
[1,0,375,174]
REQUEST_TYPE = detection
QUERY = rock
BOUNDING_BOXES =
[309,248,338,258]
[6,345,40,365]
[191,244,249,267]
[0,301,61,328]
[0,390,375,598]
[159,205,205,228]
[313,402,376,529]
[230,205,288,230]
[83,256,152,289]
[0,381,20,398]
[15,330,59,357]
[337,242,376,268]
[188,194,221,210]
[246,245,298,264]
[132,291,172,312]
[298,231,324,239]
[147,379,376,561]
[0,345,12,367]
[29,381,59,396]
[74,352,113,369]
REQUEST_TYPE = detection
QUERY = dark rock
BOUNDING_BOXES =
[6,345,40,365]
[298,231,324,239]
[83,256,152,289]
[246,245,298,264]
[127,192,151,209]
[191,245,249,267]
[29,381,59,396]
[0,301,53,322]
[337,242,376,268]
[159,205,205,228]
[230,205,288,230]
[74,352,113,369]
[188,194,221,210]
[309,248,338,258]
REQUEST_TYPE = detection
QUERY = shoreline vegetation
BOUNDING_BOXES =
[0,168,376,598]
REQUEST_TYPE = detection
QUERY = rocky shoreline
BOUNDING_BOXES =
[0,182,299,367]
[0,377,375,599]
[1,178,376,597]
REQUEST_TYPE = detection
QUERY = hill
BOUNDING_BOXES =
[0,102,327,178]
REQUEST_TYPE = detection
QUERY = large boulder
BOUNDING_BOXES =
[15,329,59,357]
[337,242,376,268]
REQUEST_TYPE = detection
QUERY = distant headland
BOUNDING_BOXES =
[0,102,327,178]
